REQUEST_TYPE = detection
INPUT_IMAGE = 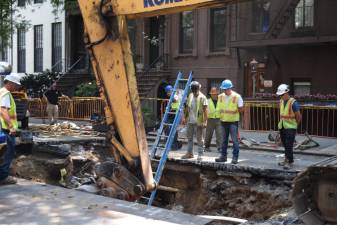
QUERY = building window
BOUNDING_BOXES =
[34,0,43,3]
[1,49,8,62]
[18,0,25,7]
[34,25,43,72]
[52,23,62,72]
[179,11,194,54]
[17,28,26,73]
[251,0,270,33]
[127,20,137,55]
[0,42,8,62]
[210,8,226,52]
[295,0,314,29]
[293,81,311,95]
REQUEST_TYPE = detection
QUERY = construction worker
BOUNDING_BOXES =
[0,73,22,185]
[164,84,182,150]
[276,84,301,169]
[204,87,223,152]
[216,79,243,164]
[44,82,63,125]
[182,81,208,161]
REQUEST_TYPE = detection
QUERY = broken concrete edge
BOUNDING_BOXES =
[148,136,334,157]
[198,215,248,224]
[160,158,299,181]
[33,137,106,145]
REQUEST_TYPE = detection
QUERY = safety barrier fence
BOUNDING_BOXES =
[28,97,337,137]
[28,97,105,120]
[243,101,337,138]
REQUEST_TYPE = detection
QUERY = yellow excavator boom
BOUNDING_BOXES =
[111,0,233,18]
[77,0,236,197]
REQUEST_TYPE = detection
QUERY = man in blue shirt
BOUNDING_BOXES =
[276,84,301,170]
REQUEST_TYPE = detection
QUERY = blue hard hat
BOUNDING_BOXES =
[165,85,173,93]
[220,79,233,90]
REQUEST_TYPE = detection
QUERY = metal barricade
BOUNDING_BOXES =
[244,101,337,138]
[28,97,337,137]
[28,97,105,120]
[71,97,105,120]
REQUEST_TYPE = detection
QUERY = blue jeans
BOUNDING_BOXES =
[221,122,239,160]
[0,133,16,181]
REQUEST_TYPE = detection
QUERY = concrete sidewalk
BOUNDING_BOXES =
[148,130,337,157]
[0,179,211,225]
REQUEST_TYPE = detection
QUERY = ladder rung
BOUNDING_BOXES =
[156,147,166,150]
[167,112,176,115]
[152,159,160,162]
[163,123,173,126]
[178,78,189,82]
[159,135,169,138]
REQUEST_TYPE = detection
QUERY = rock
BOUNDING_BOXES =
[76,184,99,194]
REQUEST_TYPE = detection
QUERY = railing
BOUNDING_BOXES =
[28,97,337,138]
[244,101,337,138]
[142,53,169,74]
[28,97,105,120]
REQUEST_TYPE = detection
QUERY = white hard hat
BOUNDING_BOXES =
[276,84,289,96]
[4,73,22,86]
[190,81,201,88]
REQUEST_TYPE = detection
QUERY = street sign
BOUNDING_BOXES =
[264,80,273,88]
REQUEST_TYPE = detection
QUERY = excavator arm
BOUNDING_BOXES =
[77,0,236,199]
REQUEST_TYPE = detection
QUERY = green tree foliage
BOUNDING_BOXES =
[74,81,99,97]
[20,70,61,98]
[0,0,13,48]
[0,0,73,49]
[50,0,78,12]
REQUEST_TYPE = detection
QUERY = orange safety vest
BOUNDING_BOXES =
[218,91,240,122]
[278,98,298,129]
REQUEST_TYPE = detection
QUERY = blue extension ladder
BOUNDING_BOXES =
[147,71,193,206]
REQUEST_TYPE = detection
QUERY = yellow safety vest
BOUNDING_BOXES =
[278,98,298,129]
[0,87,18,130]
[187,93,206,126]
[218,91,240,122]
[171,94,180,111]
[208,98,220,119]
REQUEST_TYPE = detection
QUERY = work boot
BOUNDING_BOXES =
[231,158,238,164]
[278,159,289,167]
[283,162,294,170]
[177,141,183,149]
[181,152,194,159]
[215,156,227,162]
[0,176,17,185]
[204,148,211,152]
[171,144,179,151]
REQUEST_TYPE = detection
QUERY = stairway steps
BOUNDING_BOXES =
[265,0,301,39]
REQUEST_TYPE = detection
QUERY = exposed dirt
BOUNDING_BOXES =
[158,166,292,222]
[12,142,294,224]
[11,142,109,184]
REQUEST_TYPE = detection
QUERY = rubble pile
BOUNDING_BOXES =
[202,177,291,220]
[29,122,102,137]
